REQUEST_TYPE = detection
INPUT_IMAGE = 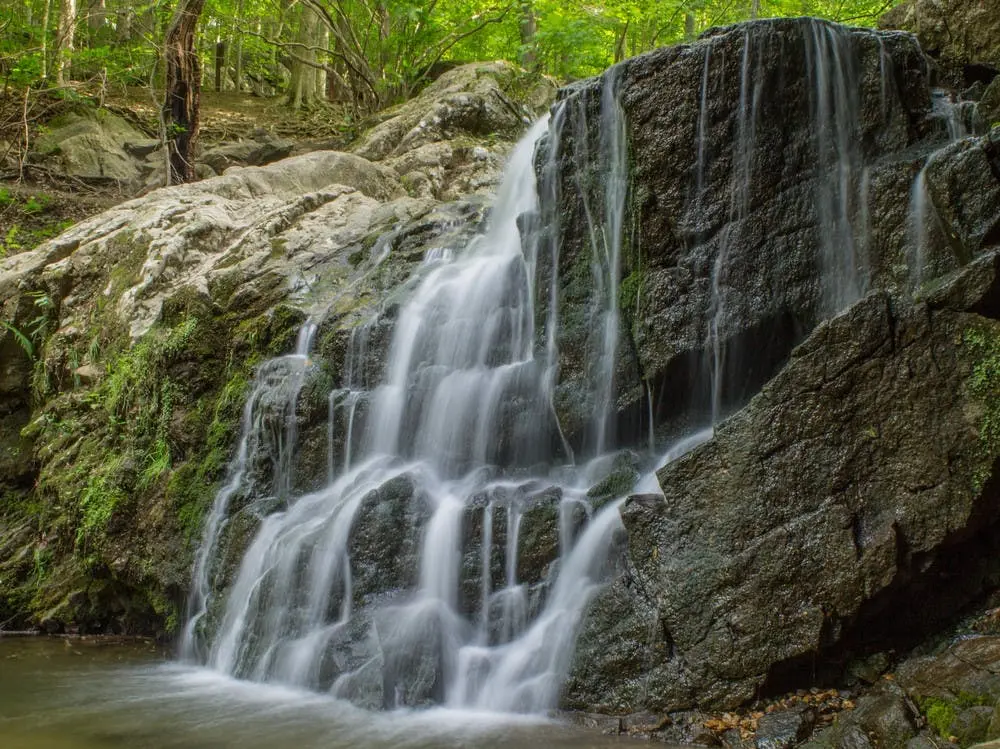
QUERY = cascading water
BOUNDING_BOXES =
[181,322,317,661]
[907,91,972,289]
[184,108,637,714]
[696,20,879,427]
[182,18,937,716]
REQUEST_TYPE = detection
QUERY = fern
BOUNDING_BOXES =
[2,321,34,358]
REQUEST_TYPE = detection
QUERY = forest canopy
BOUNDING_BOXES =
[3,0,901,110]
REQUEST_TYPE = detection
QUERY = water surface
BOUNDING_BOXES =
[0,638,629,748]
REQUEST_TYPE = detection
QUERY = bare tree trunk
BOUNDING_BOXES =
[163,0,206,184]
[231,0,244,91]
[88,0,107,30]
[41,0,52,80]
[519,1,536,70]
[314,27,328,101]
[215,39,226,92]
[750,0,761,19]
[285,4,319,109]
[614,19,629,63]
[685,12,695,41]
[55,0,75,86]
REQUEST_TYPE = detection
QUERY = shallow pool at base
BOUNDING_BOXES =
[0,639,631,749]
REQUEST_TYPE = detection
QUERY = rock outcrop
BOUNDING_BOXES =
[0,62,549,634]
[566,252,1000,711]
[880,0,1000,86]
[354,61,556,200]
[541,18,950,450]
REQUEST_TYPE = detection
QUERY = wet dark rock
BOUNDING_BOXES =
[849,689,920,749]
[905,733,939,749]
[544,18,936,449]
[586,450,642,507]
[981,80,1000,128]
[568,253,1000,711]
[348,474,426,604]
[755,708,817,749]
[897,637,1000,702]
[923,137,1000,261]
[880,0,1000,87]
[846,652,892,687]
[953,706,996,746]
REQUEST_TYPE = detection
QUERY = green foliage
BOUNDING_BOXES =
[2,0,901,110]
[923,698,958,737]
[76,454,129,546]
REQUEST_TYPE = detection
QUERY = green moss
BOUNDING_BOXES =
[619,267,644,317]
[923,698,958,737]
[963,324,1000,490]
[919,693,994,739]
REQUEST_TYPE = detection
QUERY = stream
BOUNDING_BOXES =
[0,638,635,748]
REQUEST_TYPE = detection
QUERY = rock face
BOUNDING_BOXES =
[540,18,948,450]
[880,0,1000,86]
[566,252,1000,711]
[354,61,556,200]
[6,13,1000,723]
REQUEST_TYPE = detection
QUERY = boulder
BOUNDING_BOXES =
[540,18,939,450]
[354,61,556,199]
[199,132,294,174]
[566,251,1000,711]
[33,109,146,183]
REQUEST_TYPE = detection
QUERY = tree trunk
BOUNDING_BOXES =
[685,13,695,41]
[215,39,227,92]
[41,0,51,80]
[750,0,761,19]
[163,0,206,184]
[88,0,107,30]
[285,4,319,109]
[55,0,76,86]
[614,19,629,63]
[519,1,536,70]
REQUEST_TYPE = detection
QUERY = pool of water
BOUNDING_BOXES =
[0,638,630,748]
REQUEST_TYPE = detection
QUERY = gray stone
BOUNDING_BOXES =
[123,139,161,158]
[880,0,1000,81]
[897,637,1000,701]
[953,706,996,746]
[542,18,935,449]
[34,109,144,182]
[851,690,919,749]
[755,708,816,749]
[199,134,294,174]
[981,77,1000,128]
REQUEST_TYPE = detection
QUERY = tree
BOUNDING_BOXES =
[163,0,206,184]
[285,3,322,109]
[55,0,75,85]
[519,0,537,69]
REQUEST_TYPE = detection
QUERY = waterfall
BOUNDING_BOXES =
[908,91,971,289]
[180,323,317,661]
[696,20,877,428]
[183,113,643,714]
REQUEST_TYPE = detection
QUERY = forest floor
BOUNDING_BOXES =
[0,84,359,259]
